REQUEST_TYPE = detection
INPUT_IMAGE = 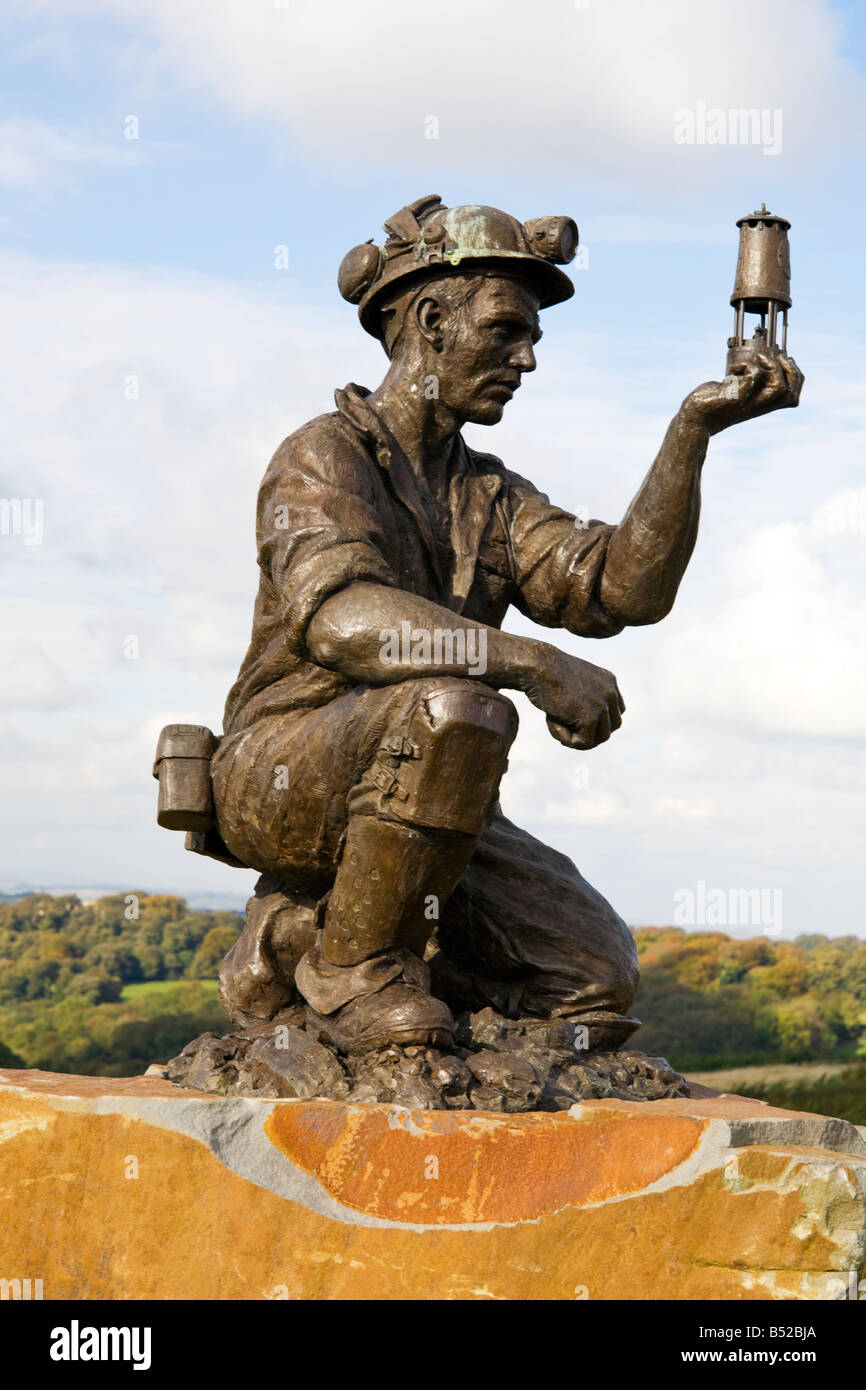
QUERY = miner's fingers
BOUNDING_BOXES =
[733,358,768,401]
[751,354,790,409]
[754,352,786,394]
[779,353,804,400]
[546,716,592,750]
[592,707,612,745]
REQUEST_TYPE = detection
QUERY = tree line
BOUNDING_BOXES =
[1,896,865,1079]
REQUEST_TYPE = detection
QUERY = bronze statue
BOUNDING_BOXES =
[156,196,802,1108]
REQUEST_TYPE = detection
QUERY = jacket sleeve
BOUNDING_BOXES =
[257,421,398,657]
[502,468,625,638]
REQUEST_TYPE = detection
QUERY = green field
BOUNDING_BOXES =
[686,1060,866,1126]
[121,979,219,1000]
[0,893,238,1075]
[3,895,866,1121]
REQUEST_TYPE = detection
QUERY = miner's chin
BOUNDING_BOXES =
[465,391,514,426]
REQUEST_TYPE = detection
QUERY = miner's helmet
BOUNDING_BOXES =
[338,194,578,340]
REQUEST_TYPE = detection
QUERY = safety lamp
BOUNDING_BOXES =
[726,204,791,374]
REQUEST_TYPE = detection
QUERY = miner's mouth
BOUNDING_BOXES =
[487,378,521,399]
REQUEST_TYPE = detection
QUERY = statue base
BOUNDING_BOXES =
[1,1068,864,1301]
[163,1007,687,1110]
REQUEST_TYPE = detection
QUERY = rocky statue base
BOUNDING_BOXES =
[1,1068,864,1301]
[164,1007,689,1110]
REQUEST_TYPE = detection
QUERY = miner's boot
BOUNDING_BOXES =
[298,940,454,1054]
[294,681,519,1053]
[297,816,481,1052]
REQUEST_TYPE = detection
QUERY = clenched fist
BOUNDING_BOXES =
[525,646,625,749]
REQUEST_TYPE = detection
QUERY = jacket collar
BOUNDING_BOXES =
[334,383,503,611]
[333,383,388,452]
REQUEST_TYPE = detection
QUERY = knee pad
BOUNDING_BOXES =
[370,684,518,836]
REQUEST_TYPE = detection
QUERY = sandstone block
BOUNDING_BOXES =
[1,1068,864,1301]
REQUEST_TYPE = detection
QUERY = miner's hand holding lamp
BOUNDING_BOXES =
[680,204,802,437]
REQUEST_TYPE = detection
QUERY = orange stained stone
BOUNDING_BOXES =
[2,1072,864,1300]
[265,1100,705,1224]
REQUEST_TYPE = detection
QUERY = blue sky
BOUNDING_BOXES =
[1,0,864,935]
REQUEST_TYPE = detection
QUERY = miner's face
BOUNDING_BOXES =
[433,278,541,425]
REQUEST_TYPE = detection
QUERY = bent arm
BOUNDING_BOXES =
[307,582,545,691]
[307,582,626,750]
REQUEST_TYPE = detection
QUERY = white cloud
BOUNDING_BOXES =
[647,506,866,742]
[812,486,866,539]
[0,641,87,710]
[28,0,866,184]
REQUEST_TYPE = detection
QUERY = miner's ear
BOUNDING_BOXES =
[415,295,446,351]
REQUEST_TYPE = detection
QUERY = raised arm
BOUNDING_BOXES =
[600,351,803,625]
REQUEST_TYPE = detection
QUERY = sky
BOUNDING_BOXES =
[0,0,864,935]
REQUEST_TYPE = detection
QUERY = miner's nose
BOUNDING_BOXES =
[510,339,537,373]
